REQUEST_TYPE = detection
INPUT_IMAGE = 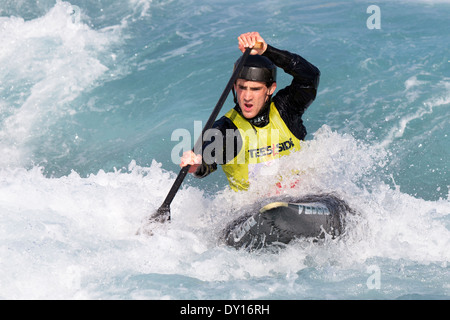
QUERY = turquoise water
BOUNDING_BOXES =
[0,0,448,299]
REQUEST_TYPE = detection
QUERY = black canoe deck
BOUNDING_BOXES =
[222,194,351,250]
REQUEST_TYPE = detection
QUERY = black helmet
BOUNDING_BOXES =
[234,55,277,84]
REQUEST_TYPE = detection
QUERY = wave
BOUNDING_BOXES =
[0,0,448,299]
[0,1,124,168]
[1,126,448,298]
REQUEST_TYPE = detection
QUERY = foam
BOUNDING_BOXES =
[1,0,449,299]
[0,127,448,298]
[377,75,450,150]
[0,1,121,168]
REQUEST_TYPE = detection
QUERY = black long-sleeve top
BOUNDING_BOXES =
[194,44,321,178]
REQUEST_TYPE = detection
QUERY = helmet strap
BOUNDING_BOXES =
[232,87,237,104]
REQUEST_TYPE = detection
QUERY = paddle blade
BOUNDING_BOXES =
[136,204,171,236]
[151,204,171,223]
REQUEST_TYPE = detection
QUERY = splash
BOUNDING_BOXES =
[0,127,448,299]
[0,0,448,299]
[0,1,121,168]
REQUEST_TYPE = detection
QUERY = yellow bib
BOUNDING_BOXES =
[222,102,301,191]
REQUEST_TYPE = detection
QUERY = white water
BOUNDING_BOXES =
[0,0,448,299]
[1,126,448,299]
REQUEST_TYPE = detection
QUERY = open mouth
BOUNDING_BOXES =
[243,103,253,111]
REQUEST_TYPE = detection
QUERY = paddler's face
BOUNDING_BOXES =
[234,79,276,119]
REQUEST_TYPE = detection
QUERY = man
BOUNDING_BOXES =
[180,32,320,191]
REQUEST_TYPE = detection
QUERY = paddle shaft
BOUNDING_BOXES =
[155,47,252,220]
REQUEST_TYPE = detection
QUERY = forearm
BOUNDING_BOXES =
[263,44,320,89]
[192,116,240,179]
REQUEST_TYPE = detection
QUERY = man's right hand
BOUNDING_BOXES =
[180,150,202,173]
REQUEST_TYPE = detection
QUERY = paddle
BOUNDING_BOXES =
[149,45,257,224]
